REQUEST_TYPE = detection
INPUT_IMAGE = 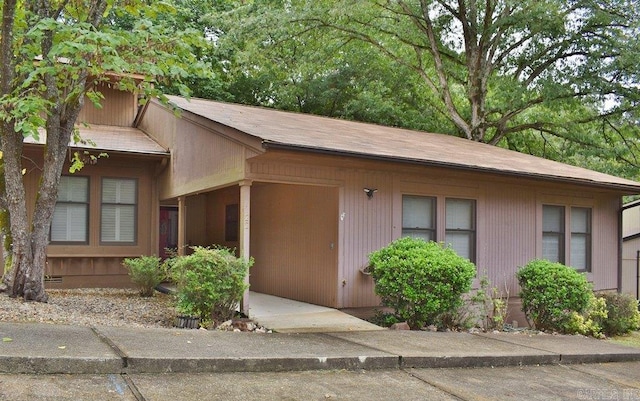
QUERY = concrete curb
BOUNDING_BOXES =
[2,323,640,374]
[0,355,124,375]
[400,354,561,369]
[124,355,398,374]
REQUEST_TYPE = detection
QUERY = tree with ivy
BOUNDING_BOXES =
[0,0,208,301]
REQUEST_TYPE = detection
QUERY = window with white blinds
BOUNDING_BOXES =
[570,207,591,271]
[402,195,436,241]
[51,176,89,243]
[401,195,477,262]
[542,204,591,271]
[101,178,137,244]
[542,205,564,263]
[445,198,476,262]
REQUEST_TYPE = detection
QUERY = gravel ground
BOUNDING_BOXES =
[0,288,176,328]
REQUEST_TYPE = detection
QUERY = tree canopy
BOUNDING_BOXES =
[202,0,640,180]
[0,0,208,300]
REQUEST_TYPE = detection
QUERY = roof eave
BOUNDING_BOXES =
[262,140,640,194]
[24,142,170,158]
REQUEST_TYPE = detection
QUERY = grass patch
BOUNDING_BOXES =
[608,331,640,348]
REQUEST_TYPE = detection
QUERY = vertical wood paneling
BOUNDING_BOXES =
[78,84,136,127]
[339,170,393,308]
[185,194,207,248]
[591,196,621,291]
[481,185,537,297]
[140,103,247,200]
[250,183,339,307]
[205,186,240,249]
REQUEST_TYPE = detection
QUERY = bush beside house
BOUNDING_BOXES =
[517,259,640,337]
[123,255,165,297]
[367,237,476,329]
[170,246,253,327]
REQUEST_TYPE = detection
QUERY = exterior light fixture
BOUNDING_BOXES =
[363,188,378,199]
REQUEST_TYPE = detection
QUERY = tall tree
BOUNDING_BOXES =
[299,0,639,143]
[211,0,640,178]
[0,1,206,301]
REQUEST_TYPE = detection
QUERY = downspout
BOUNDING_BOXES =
[636,250,639,300]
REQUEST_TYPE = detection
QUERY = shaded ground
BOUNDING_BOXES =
[0,289,175,328]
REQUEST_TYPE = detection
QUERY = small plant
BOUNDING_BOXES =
[517,259,593,332]
[122,255,165,297]
[598,292,640,336]
[367,237,476,329]
[170,246,253,327]
[560,295,607,338]
[465,275,510,331]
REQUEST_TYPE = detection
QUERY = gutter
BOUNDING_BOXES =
[261,140,640,193]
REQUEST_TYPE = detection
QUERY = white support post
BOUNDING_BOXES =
[177,196,186,256]
[239,180,252,315]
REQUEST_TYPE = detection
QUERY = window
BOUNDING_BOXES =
[51,176,89,243]
[542,205,564,263]
[570,207,591,271]
[402,195,435,241]
[101,178,137,244]
[446,198,476,262]
[542,204,591,271]
[402,195,477,262]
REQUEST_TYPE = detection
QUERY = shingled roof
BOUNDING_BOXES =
[27,124,169,156]
[166,95,640,193]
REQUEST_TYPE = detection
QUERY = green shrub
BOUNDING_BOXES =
[170,246,253,326]
[122,255,164,297]
[598,292,640,336]
[516,259,593,332]
[560,295,607,338]
[367,237,476,329]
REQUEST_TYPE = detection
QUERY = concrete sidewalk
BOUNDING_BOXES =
[1,322,640,375]
[248,292,384,333]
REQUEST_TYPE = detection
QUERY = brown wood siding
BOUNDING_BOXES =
[77,84,137,127]
[482,184,537,296]
[205,186,240,250]
[246,151,624,310]
[140,102,251,200]
[21,150,162,288]
[250,183,339,307]
[591,196,622,291]
[184,194,208,248]
[339,170,393,308]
